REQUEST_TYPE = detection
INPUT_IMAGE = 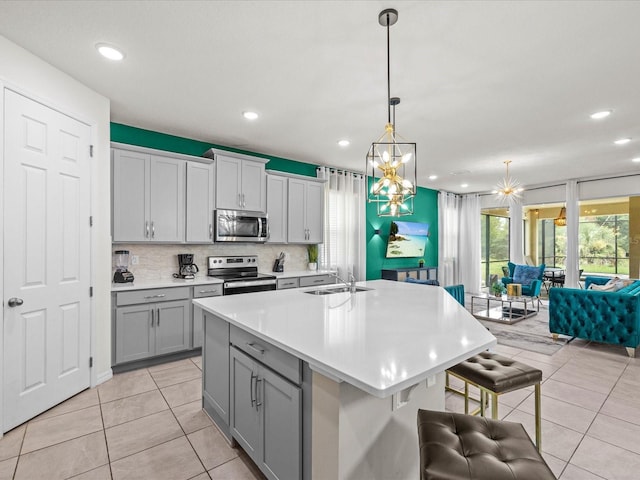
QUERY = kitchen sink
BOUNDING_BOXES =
[304,286,373,295]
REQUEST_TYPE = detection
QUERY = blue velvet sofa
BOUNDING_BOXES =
[549,276,640,357]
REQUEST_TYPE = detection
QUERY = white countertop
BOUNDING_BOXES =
[111,276,223,292]
[194,279,496,398]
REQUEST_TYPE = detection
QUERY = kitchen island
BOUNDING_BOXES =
[194,279,496,480]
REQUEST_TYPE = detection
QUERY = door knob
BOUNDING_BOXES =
[7,298,24,307]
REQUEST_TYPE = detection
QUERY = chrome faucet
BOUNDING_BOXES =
[331,271,357,293]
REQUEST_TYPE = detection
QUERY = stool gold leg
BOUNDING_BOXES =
[535,383,542,452]
[479,390,485,417]
[464,382,469,414]
[491,392,498,420]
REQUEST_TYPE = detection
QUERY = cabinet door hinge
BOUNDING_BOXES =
[89,286,93,297]
[89,145,94,157]
[89,357,93,368]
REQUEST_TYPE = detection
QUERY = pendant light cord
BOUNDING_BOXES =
[386,12,391,125]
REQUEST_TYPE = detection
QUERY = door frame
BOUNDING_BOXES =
[0,79,97,436]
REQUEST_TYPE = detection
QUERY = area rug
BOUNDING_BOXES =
[465,297,569,355]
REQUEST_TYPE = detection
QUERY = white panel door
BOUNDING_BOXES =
[3,89,91,431]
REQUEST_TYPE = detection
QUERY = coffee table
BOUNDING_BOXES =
[471,293,538,324]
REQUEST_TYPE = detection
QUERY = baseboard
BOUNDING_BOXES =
[96,368,113,386]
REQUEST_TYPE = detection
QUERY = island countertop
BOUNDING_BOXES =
[193,279,496,398]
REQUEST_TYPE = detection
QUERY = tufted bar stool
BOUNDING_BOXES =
[417,409,556,480]
[446,351,543,451]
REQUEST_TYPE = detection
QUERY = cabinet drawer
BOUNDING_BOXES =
[299,275,334,287]
[116,287,190,306]
[192,284,223,298]
[277,278,299,290]
[230,325,301,385]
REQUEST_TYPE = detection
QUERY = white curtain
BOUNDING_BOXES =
[316,167,367,281]
[565,180,580,288]
[508,196,524,265]
[458,194,482,294]
[438,192,459,286]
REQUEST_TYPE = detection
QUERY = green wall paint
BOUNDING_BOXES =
[110,123,317,177]
[365,183,439,280]
[110,123,439,278]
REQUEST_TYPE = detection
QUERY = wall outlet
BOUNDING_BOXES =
[131,255,139,265]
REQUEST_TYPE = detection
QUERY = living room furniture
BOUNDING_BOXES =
[382,266,437,282]
[417,409,554,480]
[502,262,544,305]
[470,293,537,324]
[549,276,640,357]
[446,351,543,451]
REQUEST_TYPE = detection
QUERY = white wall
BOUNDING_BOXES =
[0,35,112,382]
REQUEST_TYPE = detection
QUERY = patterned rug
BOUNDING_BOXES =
[466,296,570,355]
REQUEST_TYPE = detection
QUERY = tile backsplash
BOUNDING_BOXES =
[112,243,309,282]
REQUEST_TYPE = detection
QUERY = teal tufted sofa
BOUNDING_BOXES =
[549,276,640,357]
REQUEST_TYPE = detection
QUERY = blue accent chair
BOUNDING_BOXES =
[549,276,640,357]
[501,262,544,304]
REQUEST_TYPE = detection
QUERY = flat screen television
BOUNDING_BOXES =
[385,221,429,258]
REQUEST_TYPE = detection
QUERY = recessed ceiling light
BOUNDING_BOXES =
[461,183,469,188]
[337,139,350,147]
[428,175,438,180]
[243,111,259,120]
[590,110,612,119]
[96,43,124,61]
[632,157,640,163]
[614,138,631,145]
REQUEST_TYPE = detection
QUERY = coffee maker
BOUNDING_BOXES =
[176,254,199,279]
[113,250,134,283]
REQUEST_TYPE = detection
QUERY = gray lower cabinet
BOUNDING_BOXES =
[192,285,223,348]
[115,299,190,364]
[230,347,301,480]
[203,312,230,428]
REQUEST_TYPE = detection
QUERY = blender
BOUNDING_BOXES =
[113,250,135,283]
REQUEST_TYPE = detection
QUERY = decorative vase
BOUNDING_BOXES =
[308,262,317,271]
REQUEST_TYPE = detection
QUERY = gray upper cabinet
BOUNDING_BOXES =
[287,177,324,244]
[112,147,186,242]
[266,174,287,243]
[112,149,148,241]
[186,162,215,243]
[215,154,267,212]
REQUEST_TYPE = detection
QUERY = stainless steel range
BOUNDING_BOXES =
[207,255,276,295]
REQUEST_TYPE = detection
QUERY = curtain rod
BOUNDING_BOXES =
[316,166,364,178]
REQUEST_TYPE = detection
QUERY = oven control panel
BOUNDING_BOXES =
[208,255,258,269]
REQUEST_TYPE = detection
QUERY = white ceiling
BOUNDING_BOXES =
[1,0,639,194]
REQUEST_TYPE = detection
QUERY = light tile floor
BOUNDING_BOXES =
[0,356,265,480]
[1,340,639,479]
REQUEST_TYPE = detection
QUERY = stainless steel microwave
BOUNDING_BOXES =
[214,210,269,243]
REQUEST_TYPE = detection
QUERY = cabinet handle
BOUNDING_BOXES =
[209,224,213,239]
[313,279,324,283]
[238,193,242,207]
[144,294,166,299]
[157,308,160,326]
[198,289,218,294]
[151,221,155,238]
[145,221,150,238]
[151,309,154,327]
[245,342,265,355]
[255,377,262,410]
[242,193,246,208]
[250,372,257,407]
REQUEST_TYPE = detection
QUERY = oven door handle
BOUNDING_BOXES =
[257,218,263,239]
[224,279,276,289]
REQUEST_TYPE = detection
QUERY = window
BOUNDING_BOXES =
[537,212,629,275]
[480,213,510,287]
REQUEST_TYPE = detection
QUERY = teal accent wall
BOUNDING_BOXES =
[365,182,439,280]
[110,123,317,177]
[110,123,439,279]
